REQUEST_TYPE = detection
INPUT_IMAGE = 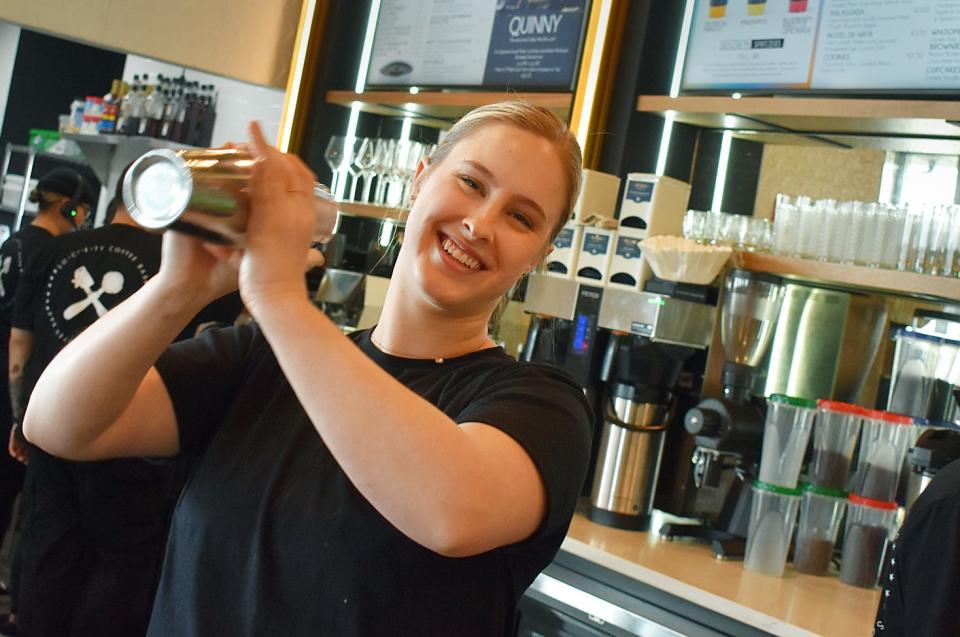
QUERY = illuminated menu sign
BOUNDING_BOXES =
[366,0,589,90]
[682,0,960,92]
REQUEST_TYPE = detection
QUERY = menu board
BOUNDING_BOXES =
[366,0,589,90]
[682,0,960,92]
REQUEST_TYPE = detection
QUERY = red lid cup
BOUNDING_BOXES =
[817,400,867,415]
[863,409,913,426]
[848,492,898,510]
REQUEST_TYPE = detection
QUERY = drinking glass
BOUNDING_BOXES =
[373,138,397,205]
[946,204,960,278]
[898,203,926,272]
[923,204,951,276]
[353,138,378,203]
[324,135,349,197]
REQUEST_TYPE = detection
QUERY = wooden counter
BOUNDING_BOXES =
[562,514,879,637]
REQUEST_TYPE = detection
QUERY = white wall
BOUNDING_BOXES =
[122,55,286,147]
[0,21,22,134]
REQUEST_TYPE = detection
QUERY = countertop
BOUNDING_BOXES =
[562,514,880,637]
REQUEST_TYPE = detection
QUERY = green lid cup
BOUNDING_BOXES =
[759,395,817,488]
[794,483,848,576]
[744,480,802,578]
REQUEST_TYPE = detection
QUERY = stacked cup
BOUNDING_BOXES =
[840,410,913,588]
[744,395,817,577]
[794,401,864,576]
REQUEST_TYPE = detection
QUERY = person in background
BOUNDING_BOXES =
[23,101,592,636]
[0,167,92,636]
[7,176,241,637]
[873,457,960,636]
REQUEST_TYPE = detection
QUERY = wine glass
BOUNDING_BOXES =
[374,139,397,205]
[353,138,378,203]
[324,136,349,197]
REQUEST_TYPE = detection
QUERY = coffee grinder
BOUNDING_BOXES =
[660,269,785,556]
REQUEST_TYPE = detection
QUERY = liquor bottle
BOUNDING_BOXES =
[198,83,217,146]
[119,75,141,135]
[98,79,120,134]
[144,88,165,138]
[182,82,201,145]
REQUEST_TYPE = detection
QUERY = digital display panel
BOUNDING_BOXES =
[366,0,590,90]
[682,0,960,93]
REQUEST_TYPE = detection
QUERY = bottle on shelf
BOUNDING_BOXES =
[144,87,165,138]
[98,79,121,134]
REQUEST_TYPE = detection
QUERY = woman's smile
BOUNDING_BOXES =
[437,232,486,271]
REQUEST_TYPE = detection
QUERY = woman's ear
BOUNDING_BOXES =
[408,156,431,204]
[529,244,554,272]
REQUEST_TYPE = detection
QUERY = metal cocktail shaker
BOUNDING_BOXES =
[121,148,339,246]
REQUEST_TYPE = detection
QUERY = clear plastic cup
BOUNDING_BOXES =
[794,484,847,576]
[744,481,802,577]
[889,328,960,422]
[759,395,817,488]
[849,410,913,502]
[809,400,865,491]
[839,493,898,588]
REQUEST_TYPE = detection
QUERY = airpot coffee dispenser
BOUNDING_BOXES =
[588,335,695,530]
[661,269,785,555]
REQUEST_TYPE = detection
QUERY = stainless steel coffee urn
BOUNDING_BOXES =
[588,381,673,531]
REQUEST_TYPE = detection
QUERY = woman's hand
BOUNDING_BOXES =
[238,122,317,316]
[153,230,241,313]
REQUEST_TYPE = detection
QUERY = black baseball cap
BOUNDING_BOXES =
[36,168,95,207]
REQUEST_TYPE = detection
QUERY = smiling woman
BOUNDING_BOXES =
[22,101,592,636]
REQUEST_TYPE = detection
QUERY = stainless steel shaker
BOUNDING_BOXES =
[122,148,339,246]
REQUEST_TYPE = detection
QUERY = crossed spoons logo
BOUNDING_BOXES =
[43,245,152,344]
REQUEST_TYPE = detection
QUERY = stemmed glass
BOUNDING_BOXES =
[353,138,378,203]
[324,136,350,198]
[374,139,397,205]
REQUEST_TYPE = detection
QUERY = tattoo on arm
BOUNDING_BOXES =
[9,363,25,424]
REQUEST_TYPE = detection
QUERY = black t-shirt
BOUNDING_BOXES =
[874,458,960,636]
[12,224,162,393]
[149,325,592,637]
[0,225,55,332]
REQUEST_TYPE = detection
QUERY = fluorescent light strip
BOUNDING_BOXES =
[355,0,382,94]
[655,0,697,174]
[711,131,732,212]
[670,0,697,98]
[655,111,675,176]
[340,0,382,197]
[336,103,362,200]
[575,0,613,150]
[400,116,412,141]
[278,0,317,151]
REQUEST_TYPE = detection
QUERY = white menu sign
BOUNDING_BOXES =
[682,0,960,91]
[367,0,496,86]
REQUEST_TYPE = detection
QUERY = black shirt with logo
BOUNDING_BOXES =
[874,458,960,636]
[13,224,162,394]
[148,325,593,637]
[0,225,56,426]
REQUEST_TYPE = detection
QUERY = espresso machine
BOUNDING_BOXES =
[660,269,785,555]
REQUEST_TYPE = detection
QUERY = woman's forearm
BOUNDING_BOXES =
[23,277,206,452]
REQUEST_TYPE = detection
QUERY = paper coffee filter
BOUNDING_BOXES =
[640,236,733,285]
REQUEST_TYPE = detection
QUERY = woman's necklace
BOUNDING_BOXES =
[370,332,446,364]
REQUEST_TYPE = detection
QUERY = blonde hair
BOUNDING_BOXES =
[429,100,582,239]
